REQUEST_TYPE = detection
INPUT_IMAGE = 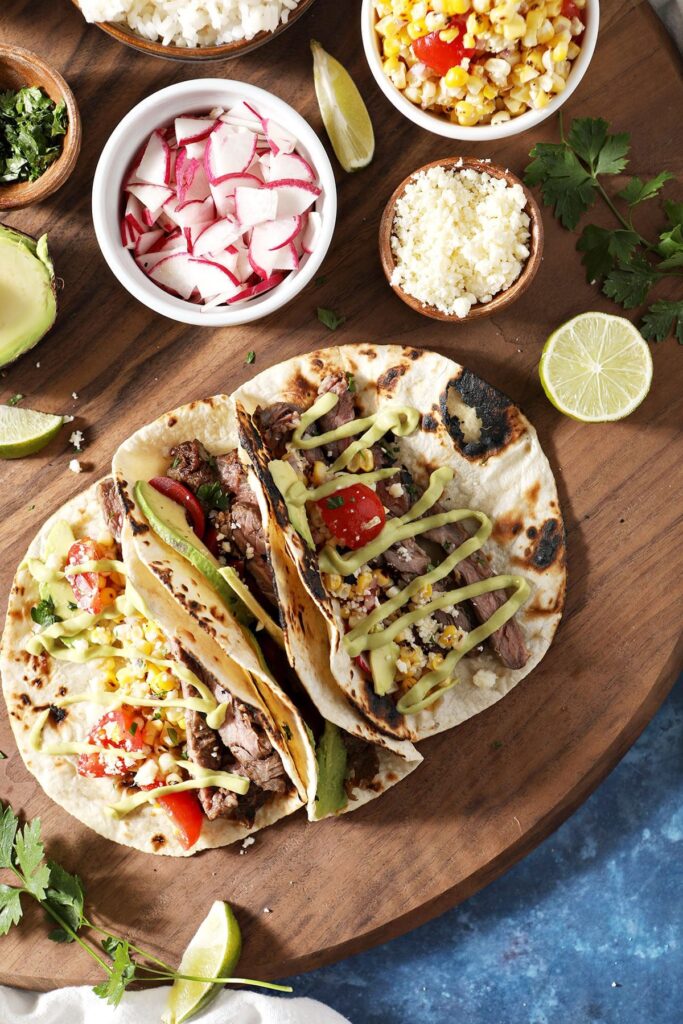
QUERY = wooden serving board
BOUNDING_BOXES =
[0,0,681,990]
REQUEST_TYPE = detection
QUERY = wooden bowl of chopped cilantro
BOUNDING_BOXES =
[0,44,81,210]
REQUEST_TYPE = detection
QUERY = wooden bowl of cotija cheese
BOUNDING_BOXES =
[379,157,543,323]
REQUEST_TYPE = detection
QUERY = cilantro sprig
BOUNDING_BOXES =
[525,116,683,343]
[0,87,68,184]
[0,803,291,1014]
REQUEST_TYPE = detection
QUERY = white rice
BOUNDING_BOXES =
[79,0,301,48]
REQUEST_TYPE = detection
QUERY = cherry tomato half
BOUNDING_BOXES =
[561,0,580,18]
[317,483,386,550]
[156,789,204,850]
[412,19,476,77]
[67,538,109,615]
[77,707,146,779]
[149,476,206,539]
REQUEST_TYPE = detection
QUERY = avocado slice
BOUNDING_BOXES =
[134,480,252,626]
[0,226,57,368]
[268,460,315,550]
[314,721,348,819]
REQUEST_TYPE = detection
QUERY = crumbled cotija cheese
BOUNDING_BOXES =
[390,166,531,318]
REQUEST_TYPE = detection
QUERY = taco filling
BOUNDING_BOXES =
[247,371,532,718]
[24,480,294,850]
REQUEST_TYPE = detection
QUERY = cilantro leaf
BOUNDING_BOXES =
[8,393,23,406]
[657,223,683,270]
[0,87,68,184]
[618,171,675,206]
[0,803,18,869]
[345,371,356,393]
[196,481,230,511]
[0,884,23,936]
[44,861,85,939]
[317,307,346,331]
[326,495,344,509]
[525,142,597,229]
[31,595,61,627]
[13,819,50,900]
[94,940,136,1006]
[664,200,683,230]
[577,225,640,283]
[245,350,255,365]
[566,118,631,176]
[602,257,659,309]
[640,301,683,344]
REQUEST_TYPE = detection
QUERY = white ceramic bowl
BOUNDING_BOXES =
[361,0,599,141]
[92,79,337,326]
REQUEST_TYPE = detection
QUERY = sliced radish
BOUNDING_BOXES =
[135,130,171,187]
[124,194,146,235]
[149,228,183,253]
[176,154,210,205]
[189,258,241,301]
[262,179,321,217]
[192,217,243,258]
[149,253,197,300]
[163,195,216,229]
[127,183,174,215]
[175,116,216,147]
[271,242,299,272]
[210,174,260,217]
[235,186,278,229]
[302,211,322,254]
[205,249,240,277]
[268,152,316,182]
[135,229,165,256]
[262,119,297,156]
[228,273,284,304]
[262,214,302,251]
[205,124,257,183]
[136,250,173,273]
[185,138,208,161]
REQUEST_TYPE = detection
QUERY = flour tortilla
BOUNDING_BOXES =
[234,343,566,743]
[112,399,421,815]
[0,484,303,857]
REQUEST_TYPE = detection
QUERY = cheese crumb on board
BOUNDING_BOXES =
[390,166,530,318]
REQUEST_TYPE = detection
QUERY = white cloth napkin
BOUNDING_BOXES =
[0,986,351,1024]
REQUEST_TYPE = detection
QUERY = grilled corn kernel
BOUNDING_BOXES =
[537,19,554,43]
[466,12,489,35]
[414,582,433,604]
[567,41,581,59]
[502,13,526,39]
[443,0,470,13]
[490,109,511,123]
[391,0,410,13]
[407,20,427,39]
[463,32,476,47]
[533,88,550,108]
[373,569,392,587]
[445,65,469,88]
[356,571,373,592]
[347,447,375,472]
[428,652,445,670]
[425,10,447,30]
[143,722,158,745]
[439,26,461,42]
[513,62,539,83]
[383,36,402,56]
[483,83,498,99]
[325,573,343,592]
[375,14,402,36]
[472,0,491,11]
[551,40,568,61]
[312,460,327,486]
[383,56,401,73]
[438,625,460,649]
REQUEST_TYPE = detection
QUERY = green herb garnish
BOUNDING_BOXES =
[525,116,683,342]
[345,371,356,393]
[196,481,230,511]
[317,307,346,331]
[167,727,178,746]
[8,394,23,406]
[128,722,138,737]
[0,87,68,185]
[326,495,345,509]
[245,350,256,365]
[0,803,291,1011]
[30,596,61,627]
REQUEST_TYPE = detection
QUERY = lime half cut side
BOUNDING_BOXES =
[311,40,375,172]
[163,900,242,1024]
[539,312,653,422]
[0,405,63,459]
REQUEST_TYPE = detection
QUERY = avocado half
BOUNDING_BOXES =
[0,225,57,368]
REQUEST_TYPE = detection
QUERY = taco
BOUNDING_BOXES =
[0,481,307,856]
[110,398,420,819]
[233,344,566,743]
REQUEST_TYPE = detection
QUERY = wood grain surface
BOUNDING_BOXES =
[0,0,681,990]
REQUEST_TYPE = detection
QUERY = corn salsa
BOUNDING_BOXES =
[373,0,587,126]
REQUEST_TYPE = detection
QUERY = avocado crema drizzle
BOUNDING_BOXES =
[24,545,249,815]
[269,393,531,716]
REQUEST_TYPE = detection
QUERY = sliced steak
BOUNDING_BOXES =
[382,539,431,578]
[424,514,529,670]
[97,478,124,544]
[229,501,278,606]
[343,735,380,796]
[215,451,256,506]
[317,372,355,460]
[218,697,286,793]
[254,402,302,459]
[168,439,216,492]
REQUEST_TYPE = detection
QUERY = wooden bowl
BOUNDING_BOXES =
[379,157,544,323]
[0,45,81,211]
[71,0,318,61]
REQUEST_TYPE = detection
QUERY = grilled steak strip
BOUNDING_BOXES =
[168,439,217,491]
[97,478,124,544]
[253,403,303,459]
[343,735,380,798]
[316,372,355,460]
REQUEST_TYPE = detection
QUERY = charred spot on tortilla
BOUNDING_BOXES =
[529,518,564,569]
[527,526,538,539]
[441,370,524,459]
[49,704,67,724]
[422,413,438,432]
[167,415,177,427]
[31,676,43,689]
[312,357,324,369]
[359,346,377,359]
[301,552,327,603]
[406,347,422,360]
[492,515,523,544]
[377,364,407,391]
[19,693,31,706]
[360,676,403,730]
[151,834,166,848]
[57,686,67,696]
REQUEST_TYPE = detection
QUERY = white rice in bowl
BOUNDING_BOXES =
[78,0,302,48]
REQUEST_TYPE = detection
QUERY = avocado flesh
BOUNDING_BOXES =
[0,228,56,368]
[134,480,251,626]
[314,721,348,819]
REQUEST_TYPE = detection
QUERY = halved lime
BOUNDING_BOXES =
[539,313,653,422]
[0,405,63,459]
[163,901,242,1024]
[311,40,375,172]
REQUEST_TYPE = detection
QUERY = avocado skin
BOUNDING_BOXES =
[0,225,57,369]
[133,480,250,624]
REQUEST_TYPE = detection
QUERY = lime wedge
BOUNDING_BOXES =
[163,901,242,1024]
[0,405,63,459]
[311,40,374,172]
[539,312,653,422]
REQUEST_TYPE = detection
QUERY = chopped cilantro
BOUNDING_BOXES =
[8,393,23,406]
[345,371,356,393]
[167,727,178,746]
[68,601,78,611]
[196,481,230,511]
[0,87,68,184]
[30,596,61,627]
[0,751,6,760]
[128,722,138,737]
[245,350,256,365]
[317,307,346,331]
[314,275,327,286]
[326,495,345,509]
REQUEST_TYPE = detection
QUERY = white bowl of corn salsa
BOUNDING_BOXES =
[361,0,598,139]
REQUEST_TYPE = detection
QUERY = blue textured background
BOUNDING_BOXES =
[284,676,682,1023]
